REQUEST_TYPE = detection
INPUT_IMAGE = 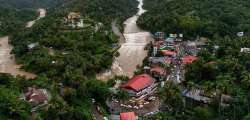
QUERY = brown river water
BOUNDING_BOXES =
[97,0,154,80]
[0,8,46,79]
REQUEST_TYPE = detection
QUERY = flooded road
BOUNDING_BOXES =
[97,0,153,80]
[26,8,46,28]
[0,8,46,79]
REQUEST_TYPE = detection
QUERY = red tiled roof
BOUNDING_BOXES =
[121,74,154,92]
[120,112,136,120]
[150,66,164,74]
[161,50,176,56]
[182,55,198,64]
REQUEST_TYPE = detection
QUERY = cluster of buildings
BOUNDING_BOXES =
[107,32,204,119]
[107,30,237,119]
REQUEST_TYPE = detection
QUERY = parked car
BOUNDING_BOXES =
[148,96,156,101]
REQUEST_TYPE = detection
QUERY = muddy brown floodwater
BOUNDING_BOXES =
[0,37,36,79]
[0,8,46,79]
[97,0,154,80]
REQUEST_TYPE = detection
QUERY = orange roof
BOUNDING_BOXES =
[120,112,136,120]
[161,50,176,56]
[182,55,198,64]
[150,66,164,74]
[121,74,154,92]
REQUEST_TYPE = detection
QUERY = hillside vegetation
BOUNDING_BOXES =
[138,0,250,120]
[0,0,66,8]
[138,0,250,39]
[0,0,67,36]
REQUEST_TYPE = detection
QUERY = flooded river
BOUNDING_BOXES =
[97,0,153,80]
[0,8,46,79]
[0,37,36,79]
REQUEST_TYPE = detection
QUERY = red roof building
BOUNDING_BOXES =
[121,74,153,92]
[121,74,156,97]
[150,66,165,75]
[182,55,198,65]
[120,112,136,120]
[161,50,176,56]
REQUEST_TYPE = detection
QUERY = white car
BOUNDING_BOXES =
[148,96,156,101]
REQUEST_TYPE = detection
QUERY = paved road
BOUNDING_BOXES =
[26,8,46,28]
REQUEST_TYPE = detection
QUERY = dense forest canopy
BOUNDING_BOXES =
[138,0,250,39]
[0,0,138,119]
[0,8,36,36]
[0,0,66,9]
[137,0,250,120]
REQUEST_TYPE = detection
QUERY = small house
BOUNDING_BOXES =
[182,89,211,104]
[182,55,198,65]
[21,87,49,107]
[240,48,250,53]
[150,66,166,81]
[67,12,81,22]
[161,50,177,57]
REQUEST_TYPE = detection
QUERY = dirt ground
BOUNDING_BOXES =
[0,36,36,79]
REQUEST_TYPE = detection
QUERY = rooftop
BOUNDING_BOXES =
[120,112,136,120]
[24,87,49,106]
[121,74,154,92]
[161,50,176,56]
[182,55,198,64]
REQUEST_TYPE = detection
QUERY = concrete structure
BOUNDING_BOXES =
[240,48,250,53]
